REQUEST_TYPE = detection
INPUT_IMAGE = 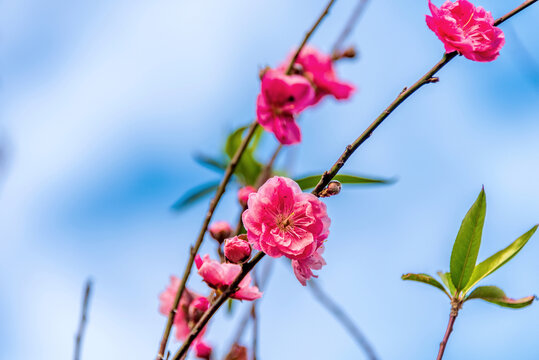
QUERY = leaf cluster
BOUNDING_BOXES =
[402,188,537,309]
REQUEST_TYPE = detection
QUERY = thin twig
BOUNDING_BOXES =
[156,121,259,359]
[171,252,266,360]
[308,280,378,360]
[436,301,461,360]
[230,260,274,346]
[74,279,92,360]
[331,0,369,53]
[310,0,537,196]
[285,0,337,75]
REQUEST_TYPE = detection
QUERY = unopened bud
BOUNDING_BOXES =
[188,296,210,324]
[225,343,248,360]
[331,46,357,61]
[224,235,252,264]
[237,186,256,207]
[194,340,212,360]
[208,221,233,243]
[320,181,341,198]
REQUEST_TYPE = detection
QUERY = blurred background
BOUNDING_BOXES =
[1,0,538,359]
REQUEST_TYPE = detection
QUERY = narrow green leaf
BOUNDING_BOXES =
[463,225,538,294]
[225,126,248,159]
[437,271,456,296]
[401,273,450,298]
[223,125,263,185]
[193,153,227,173]
[450,188,487,292]
[171,181,220,211]
[465,286,536,309]
[295,174,392,191]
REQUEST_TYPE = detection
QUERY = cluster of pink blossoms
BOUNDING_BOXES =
[426,0,505,62]
[158,276,212,359]
[243,176,331,285]
[256,46,355,145]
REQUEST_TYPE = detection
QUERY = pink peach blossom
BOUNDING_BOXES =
[242,176,330,284]
[238,186,257,206]
[195,254,262,301]
[282,46,355,104]
[158,276,207,340]
[256,69,314,145]
[208,221,233,243]
[224,235,252,264]
[426,0,505,62]
[194,340,213,359]
[292,247,327,286]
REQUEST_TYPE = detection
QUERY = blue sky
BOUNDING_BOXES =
[1,1,538,359]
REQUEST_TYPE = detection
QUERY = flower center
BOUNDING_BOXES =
[276,212,295,231]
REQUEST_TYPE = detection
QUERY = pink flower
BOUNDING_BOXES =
[208,221,233,243]
[195,254,262,301]
[282,46,355,105]
[238,186,257,207]
[292,247,327,286]
[256,69,314,145]
[194,340,213,360]
[224,235,252,264]
[426,0,505,62]
[242,176,330,284]
[158,276,208,340]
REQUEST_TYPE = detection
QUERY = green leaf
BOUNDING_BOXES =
[465,286,536,309]
[171,181,220,211]
[450,188,487,292]
[224,125,263,185]
[437,271,456,296]
[463,225,538,294]
[294,174,392,191]
[401,273,450,298]
[193,153,227,173]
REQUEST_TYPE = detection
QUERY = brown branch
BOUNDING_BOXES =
[74,279,92,360]
[331,0,369,53]
[171,252,266,360]
[308,279,379,360]
[310,0,538,196]
[436,300,461,360]
[156,120,259,359]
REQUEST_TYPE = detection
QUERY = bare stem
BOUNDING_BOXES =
[311,0,537,196]
[308,280,379,360]
[171,252,266,360]
[331,0,369,53]
[74,279,92,360]
[437,301,460,360]
[156,121,259,359]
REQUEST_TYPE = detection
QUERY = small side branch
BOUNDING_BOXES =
[308,280,379,360]
[74,279,92,360]
[332,0,369,53]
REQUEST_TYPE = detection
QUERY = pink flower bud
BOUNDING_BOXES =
[194,340,212,360]
[237,186,256,207]
[224,235,252,264]
[208,221,233,243]
[189,296,210,324]
[320,180,341,198]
